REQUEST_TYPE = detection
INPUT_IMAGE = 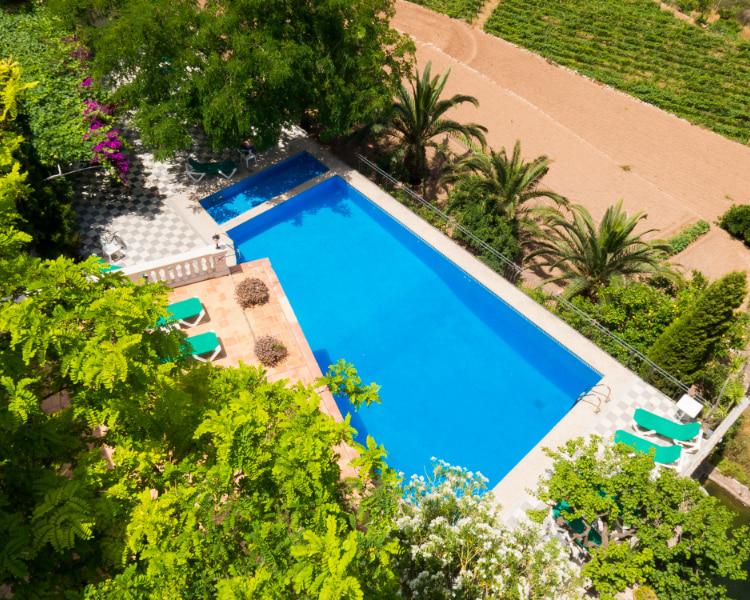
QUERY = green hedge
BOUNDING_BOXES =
[484,0,750,144]
[667,220,710,254]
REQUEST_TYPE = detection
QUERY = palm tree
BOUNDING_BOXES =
[441,140,568,246]
[385,61,488,191]
[525,200,680,298]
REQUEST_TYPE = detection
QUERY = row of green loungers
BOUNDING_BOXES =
[161,297,222,362]
[550,408,703,557]
[93,259,223,362]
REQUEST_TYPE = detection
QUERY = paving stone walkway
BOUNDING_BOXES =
[72,125,244,266]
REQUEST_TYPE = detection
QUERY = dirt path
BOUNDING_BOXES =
[474,0,500,29]
[392,1,750,280]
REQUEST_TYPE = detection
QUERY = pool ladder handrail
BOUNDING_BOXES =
[206,174,230,205]
[576,384,611,413]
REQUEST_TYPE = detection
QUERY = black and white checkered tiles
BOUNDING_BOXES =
[73,125,243,266]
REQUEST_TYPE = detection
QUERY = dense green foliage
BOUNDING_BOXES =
[666,220,710,254]
[0,9,99,166]
[50,0,413,161]
[0,8,108,255]
[533,436,750,600]
[526,200,679,298]
[448,190,521,262]
[0,249,401,598]
[408,0,487,22]
[648,270,748,385]
[443,140,567,250]
[484,0,750,143]
[559,281,701,357]
[718,204,750,243]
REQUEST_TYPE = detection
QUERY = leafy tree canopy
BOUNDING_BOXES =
[0,8,104,166]
[648,270,748,385]
[49,0,414,161]
[532,436,750,600]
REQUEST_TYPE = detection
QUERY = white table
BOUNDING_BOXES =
[675,394,703,421]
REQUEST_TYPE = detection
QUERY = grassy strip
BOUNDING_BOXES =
[667,220,710,254]
[483,0,750,144]
[407,0,487,22]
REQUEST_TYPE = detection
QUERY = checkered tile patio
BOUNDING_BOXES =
[73,125,246,266]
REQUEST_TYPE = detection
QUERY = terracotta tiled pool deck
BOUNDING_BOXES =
[167,259,356,468]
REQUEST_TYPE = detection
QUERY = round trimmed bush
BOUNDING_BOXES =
[254,335,288,367]
[236,277,269,308]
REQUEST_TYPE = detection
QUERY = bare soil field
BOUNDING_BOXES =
[392,1,750,280]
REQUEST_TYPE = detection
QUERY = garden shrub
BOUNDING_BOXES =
[666,220,709,254]
[235,277,269,309]
[254,335,288,367]
[718,204,750,244]
[648,271,748,385]
[394,460,577,600]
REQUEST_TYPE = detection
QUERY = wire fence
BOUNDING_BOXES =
[354,152,708,406]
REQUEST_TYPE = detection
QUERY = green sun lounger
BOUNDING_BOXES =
[186,331,222,362]
[92,257,122,272]
[553,501,602,548]
[157,297,206,328]
[186,158,237,182]
[632,408,702,452]
[615,429,682,469]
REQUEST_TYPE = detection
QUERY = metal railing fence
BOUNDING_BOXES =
[354,152,707,406]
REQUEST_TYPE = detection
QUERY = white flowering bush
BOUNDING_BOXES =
[393,460,577,600]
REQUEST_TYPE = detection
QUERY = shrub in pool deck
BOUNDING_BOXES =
[235,277,269,308]
[254,335,288,367]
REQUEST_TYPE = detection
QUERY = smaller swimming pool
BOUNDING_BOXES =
[200,151,328,224]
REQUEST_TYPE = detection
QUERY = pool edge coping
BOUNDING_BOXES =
[167,131,678,518]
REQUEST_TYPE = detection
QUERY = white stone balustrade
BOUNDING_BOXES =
[120,245,229,288]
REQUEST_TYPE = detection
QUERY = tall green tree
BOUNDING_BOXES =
[442,139,568,250]
[49,0,414,160]
[375,61,487,190]
[526,200,679,298]
[532,436,750,600]
[648,270,748,385]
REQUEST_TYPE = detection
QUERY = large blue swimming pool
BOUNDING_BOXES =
[230,176,601,484]
[201,151,328,224]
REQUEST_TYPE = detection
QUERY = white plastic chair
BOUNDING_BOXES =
[101,235,127,263]
[238,148,257,168]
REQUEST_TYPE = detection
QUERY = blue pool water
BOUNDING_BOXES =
[200,152,328,224]
[230,176,601,484]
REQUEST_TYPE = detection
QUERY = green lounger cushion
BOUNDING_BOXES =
[186,331,220,357]
[553,501,602,546]
[188,158,236,174]
[633,408,701,442]
[93,257,122,272]
[615,429,682,465]
[157,297,204,327]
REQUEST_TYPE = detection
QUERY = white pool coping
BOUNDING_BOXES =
[169,131,674,517]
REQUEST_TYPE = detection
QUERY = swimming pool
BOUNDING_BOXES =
[200,151,328,224]
[230,176,601,484]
